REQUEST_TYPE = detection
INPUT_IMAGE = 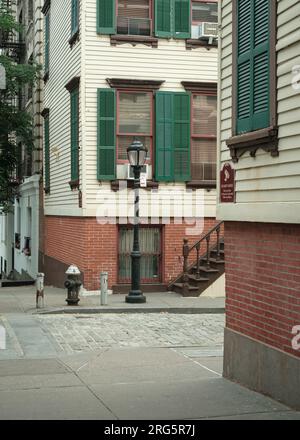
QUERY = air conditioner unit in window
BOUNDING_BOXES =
[127,164,148,180]
[198,22,218,39]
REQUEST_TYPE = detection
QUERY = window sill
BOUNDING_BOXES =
[186,180,216,190]
[110,35,158,48]
[186,39,218,50]
[69,179,79,190]
[69,29,79,48]
[226,126,279,163]
[111,180,159,191]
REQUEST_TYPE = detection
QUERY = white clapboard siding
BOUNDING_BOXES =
[217,0,300,223]
[44,0,81,210]
[83,0,218,216]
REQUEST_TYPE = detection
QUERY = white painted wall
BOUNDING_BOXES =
[217,0,300,224]
[43,0,82,210]
[0,211,14,277]
[44,0,218,219]
[14,175,40,279]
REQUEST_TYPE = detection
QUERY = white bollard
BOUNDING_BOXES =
[36,272,45,308]
[100,272,108,306]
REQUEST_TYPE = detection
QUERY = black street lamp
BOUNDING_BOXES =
[125,138,148,304]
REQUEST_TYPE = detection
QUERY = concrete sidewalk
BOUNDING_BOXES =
[0,347,299,420]
[0,285,225,315]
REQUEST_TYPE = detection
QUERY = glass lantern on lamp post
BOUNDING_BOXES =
[125,138,148,304]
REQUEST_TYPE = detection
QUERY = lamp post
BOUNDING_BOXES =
[126,138,148,304]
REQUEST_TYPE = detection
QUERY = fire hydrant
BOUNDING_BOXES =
[64,265,82,306]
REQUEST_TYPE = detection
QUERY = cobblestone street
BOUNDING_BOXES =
[36,313,225,354]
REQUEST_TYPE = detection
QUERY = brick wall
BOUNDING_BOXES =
[44,216,219,291]
[225,221,300,358]
[44,217,118,291]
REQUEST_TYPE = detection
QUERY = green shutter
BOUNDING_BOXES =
[45,13,49,73]
[97,89,116,180]
[252,0,270,130]
[155,92,174,181]
[44,116,50,191]
[173,93,191,181]
[71,0,79,35]
[155,0,172,38]
[71,88,79,181]
[173,0,191,39]
[237,0,270,134]
[97,0,116,34]
[155,92,191,182]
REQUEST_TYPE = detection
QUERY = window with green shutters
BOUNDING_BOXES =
[96,0,190,39]
[70,88,79,182]
[97,89,116,180]
[44,115,50,192]
[155,0,190,39]
[236,0,270,134]
[155,92,191,182]
[44,12,50,76]
[71,0,79,36]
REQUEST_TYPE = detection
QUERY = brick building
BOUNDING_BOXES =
[218,0,300,408]
[40,0,221,293]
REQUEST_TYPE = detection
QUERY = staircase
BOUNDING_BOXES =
[169,221,225,297]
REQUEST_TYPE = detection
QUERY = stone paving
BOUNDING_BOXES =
[35,313,225,354]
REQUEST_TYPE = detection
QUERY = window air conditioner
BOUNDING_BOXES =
[198,22,218,39]
[127,164,148,180]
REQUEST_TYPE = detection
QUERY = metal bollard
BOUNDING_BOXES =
[100,272,108,306]
[36,272,45,308]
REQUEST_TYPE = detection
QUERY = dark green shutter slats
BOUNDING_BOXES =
[173,93,190,180]
[155,0,190,39]
[97,89,116,180]
[174,0,190,39]
[155,92,191,182]
[155,0,172,38]
[97,0,116,34]
[156,92,173,181]
[252,0,270,130]
[237,0,270,134]
[71,89,79,181]
[45,13,49,73]
[71,0,79,35]
[44,117,50,191]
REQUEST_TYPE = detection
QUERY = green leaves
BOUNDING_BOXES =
[0,5,40,210]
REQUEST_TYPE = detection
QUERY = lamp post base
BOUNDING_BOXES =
[125,290,146,303]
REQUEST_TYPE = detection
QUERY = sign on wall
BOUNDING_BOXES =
[220,163,235,203]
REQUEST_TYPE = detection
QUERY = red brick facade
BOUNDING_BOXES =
[43,216,218,291]
[225,221,300,358]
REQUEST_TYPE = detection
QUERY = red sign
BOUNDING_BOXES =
[220,163,235,203]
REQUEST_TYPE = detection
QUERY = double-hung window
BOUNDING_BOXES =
[97,0,191,39]
[117,0,152,36]
[192,0,218,24]
[117,91,152,163]
[97,87,191,182]
[191,92,217,182]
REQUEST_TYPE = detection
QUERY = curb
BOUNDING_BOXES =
[33,307,225,315]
